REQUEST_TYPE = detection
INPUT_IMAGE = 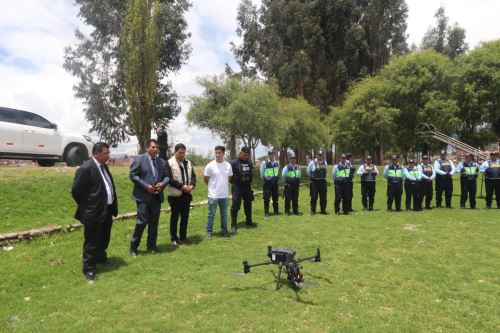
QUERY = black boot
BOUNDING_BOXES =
[231,214,238,232]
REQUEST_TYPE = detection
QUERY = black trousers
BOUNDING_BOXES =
[404,181,421,210]
[310,179,327,213]
[436,175,453,207]
[231,184,253,224]
[348,181,354,211]
[263,180,279,214]
[485,178,500,208]
[460,178,477,208]
[168,193,192,241]
[361,181,376,209]
[334,182,351,214]
[130,199,161,251]
[159,147,167,160]
[82,207,113,274]
[284,183,300,214]
[387,182,403,210]
[419,180,433,209]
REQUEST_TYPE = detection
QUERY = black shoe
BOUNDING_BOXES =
[310,211,316,216]
[460,205,465,209]
[485,205,491,209]
[85,271,97,282]
[446,206,452,209]
[148,247,161,253]
[265,212,270,217]
[221,232,231,237]
[293,212,302,216]
[285,211,290,216]
[335,211,340,216]
[387,208,392,211]
[130,249,138,257]
[368,207,373,211]
[246,222,257,228]
[395,208,402,212]
[274,211,281,215]
[179,238,190,245]
[436,205,442,209]
[320,211,328,215]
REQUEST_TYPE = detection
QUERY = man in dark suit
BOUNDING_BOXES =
[129,139,169,256]
[72,142,118,282]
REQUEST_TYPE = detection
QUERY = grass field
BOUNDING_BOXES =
[0,165,499,332]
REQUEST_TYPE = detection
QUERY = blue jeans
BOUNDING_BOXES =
[206,197,229,233]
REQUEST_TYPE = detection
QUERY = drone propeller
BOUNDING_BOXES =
[229,271,247,276]
[300,281,320,287]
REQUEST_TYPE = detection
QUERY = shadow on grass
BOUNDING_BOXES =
[99,256,128,274]
[236,221,260,229]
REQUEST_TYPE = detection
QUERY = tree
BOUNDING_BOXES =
[421,6,468,59]
[64,0,190,148]
[232,0,409,112]
[187,76,279,163]
[453,40,500,147]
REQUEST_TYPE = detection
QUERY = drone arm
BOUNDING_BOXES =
[243,260,272,273]
[295,248,321,263]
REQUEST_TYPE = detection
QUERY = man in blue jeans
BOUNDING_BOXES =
[203,145,233,240]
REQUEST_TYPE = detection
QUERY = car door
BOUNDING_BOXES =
[0,107,24,153]
[21,111,61,155]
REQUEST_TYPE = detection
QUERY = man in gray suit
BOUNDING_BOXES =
[129,139,169,256]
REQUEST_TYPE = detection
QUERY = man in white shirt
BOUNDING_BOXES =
[203,145,233,240]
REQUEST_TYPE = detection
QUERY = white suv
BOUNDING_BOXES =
[0,107,94,166]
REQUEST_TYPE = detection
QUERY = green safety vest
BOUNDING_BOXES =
[335,168,351,178]
[286,169,300,178]
[264,166,280,177]
[463,166,478,175]
[408,170,419,178]
[387,169,403,178]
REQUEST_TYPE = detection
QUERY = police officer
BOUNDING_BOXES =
[333,154,351,215]
[434,150,456,208]
[456,153,479,209]
[356,155,379,211]
[403,159,421,211]
[479,151,499,209]
[281,154,301,216]
[230,146,255,231]
[345,153,355,212]
[306,150,328,215]
[383,155,404,211]
[418,155,435,209]
[260,150,280,216]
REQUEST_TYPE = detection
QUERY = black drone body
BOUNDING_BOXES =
[242,246,321,290]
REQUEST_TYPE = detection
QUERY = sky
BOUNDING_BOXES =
[1,0,499,156]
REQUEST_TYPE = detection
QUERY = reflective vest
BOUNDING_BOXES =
[263,160,280,180]
[407,167,419,180]
[285,164,301,185]
[460,161,478,180]
[387,165,403,183]
[312,160,327,180]
[167,157,193,197]
[361,164,376,182]
[421,164,433,177]
[335,163,350,180]
[485,160,500,179]
[437,159,452,175]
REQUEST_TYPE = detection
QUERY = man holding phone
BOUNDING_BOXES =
[129,139,169,256]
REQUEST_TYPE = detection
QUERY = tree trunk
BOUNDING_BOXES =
[228,133,236,160]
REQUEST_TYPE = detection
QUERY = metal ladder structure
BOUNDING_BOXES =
[415,123,489,161]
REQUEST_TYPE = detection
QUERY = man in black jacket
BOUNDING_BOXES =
[230,146,255,231]
[71,142,118,282]
[129,139,169,256]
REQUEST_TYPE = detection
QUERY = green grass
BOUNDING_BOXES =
[0,167,499,332]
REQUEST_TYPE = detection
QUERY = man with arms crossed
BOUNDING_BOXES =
[204,145,233,240]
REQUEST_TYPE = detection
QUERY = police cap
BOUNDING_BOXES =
[241,146,250,153]
[465,153,473,158]
[346,152,353,158]
[440,150,447,155]
[267,150,275,155]
[490,151,498,155]
[391,155,399,160]
[317,150,324,155]
[408,159,415,163]
[366,155,372,160]
[340,153,347,159]
[289,154,297,159]
[422,155,429,160]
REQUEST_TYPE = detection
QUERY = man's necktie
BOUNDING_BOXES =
[100,165,114,202]
[152,157,158,181]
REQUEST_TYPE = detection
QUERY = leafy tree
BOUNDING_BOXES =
[232,0,409,112]
[187,76,279,163]
[121,0,159,152]
[64,0,190,148]
[453,40,500,147]
[421,6,468,59]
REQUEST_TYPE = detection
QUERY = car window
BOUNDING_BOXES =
[0,108,20,124]
[22,111,53,129]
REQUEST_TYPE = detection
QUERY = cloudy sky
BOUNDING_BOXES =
[1,0,499,156]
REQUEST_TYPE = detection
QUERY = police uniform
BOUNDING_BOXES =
[479,153,500,208]
[356,158,378,210]
[306,153,328,214]
[260,153,280,216]
[230,148,254,229]
[434,152,456,208]
[383,157,404,211]
[345,153,355,212]
[456,156,479,209]
[333,157,351,215]
[418,158,435,209]
[404,161,421,211]
[282,158,301,215]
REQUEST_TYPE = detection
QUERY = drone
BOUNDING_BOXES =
[240,246,321,290]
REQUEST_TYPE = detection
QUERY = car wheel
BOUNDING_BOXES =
[38,159,56,167]
[66,145,86,166]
